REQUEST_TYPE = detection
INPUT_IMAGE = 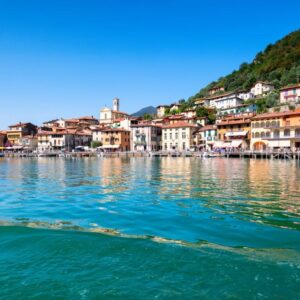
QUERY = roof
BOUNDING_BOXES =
[8,122,35,128]
[156,105,169,108]
[217,118,252,126]
[94,128,130,133]
[131,124,161,128]
[204,91,239,101]
[199,125,217,132]
[252,109,300,120]
[279,83,300,91]
[163,122,197,129]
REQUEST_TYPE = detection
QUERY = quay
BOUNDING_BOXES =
[2,150,300,160]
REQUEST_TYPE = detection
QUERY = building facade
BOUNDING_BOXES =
[215,114,252,149]
[7,122,37,146]
[162,123,197,151]
[250,110,300,150]
[280,84,300,104]
[93,128,130,152]
[250,81,274,97]
[100,98,129,124]
[156,105,169,118]
[131,124,162,152]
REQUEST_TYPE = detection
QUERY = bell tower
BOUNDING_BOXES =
[113,98,119,111]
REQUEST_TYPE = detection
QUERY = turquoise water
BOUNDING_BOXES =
[0,157,300,299]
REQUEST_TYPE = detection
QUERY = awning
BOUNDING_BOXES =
[268,140,290,148]
[225,131,248,137]
[230,140,243,148]
[98,145,120,149]
[213,141,230,148]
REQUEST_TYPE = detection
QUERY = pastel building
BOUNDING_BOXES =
[156,105,169,118]
[92,128,130,152]
[206,92,244,110]
[162,122,197,151]
[250,81,274,97]
[131,124,162,152]
[7,122,37,146]
[215,114,252,149]
[280,84,300,104]
[251,110,300,150]
[100,98,129,124]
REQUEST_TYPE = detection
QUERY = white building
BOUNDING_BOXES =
[197,125,217,150]
[250,81,274,97]
[162,122,197,151]
[206,92,244,110]
[238,91,255,101]
[37,129,92,152]
[280,84,300,104]
[156,105,169,118]
[131,124,162,152]
[100,98,129,124]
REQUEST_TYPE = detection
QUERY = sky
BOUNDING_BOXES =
[0,0,300,128]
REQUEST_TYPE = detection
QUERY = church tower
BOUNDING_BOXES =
[112,98,119,111]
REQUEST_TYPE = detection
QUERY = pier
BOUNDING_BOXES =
[2,150,300,160]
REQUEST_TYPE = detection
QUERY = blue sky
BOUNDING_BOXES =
[0,0,300,128]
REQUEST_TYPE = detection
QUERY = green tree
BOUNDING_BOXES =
[91,141,102,148]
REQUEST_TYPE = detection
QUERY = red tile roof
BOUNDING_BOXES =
[163,122,197,129]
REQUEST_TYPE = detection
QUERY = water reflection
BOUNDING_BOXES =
[0,157,300,247]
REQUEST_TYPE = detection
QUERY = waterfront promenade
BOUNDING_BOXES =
[2,149,300,160]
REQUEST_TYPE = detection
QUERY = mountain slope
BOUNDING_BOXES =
[189,29,300,100]
[131,106,156,117]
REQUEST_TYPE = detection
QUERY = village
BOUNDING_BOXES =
[1,81,300,159]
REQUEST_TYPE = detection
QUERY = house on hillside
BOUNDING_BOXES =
[279,84,300,104]
[250,81,274,97]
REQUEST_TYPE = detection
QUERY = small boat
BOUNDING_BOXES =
[0,152,4,158]
[207,152,226,158]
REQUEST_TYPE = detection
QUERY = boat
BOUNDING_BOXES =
[207,152,226,158]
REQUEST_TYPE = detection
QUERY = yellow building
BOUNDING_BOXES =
[251,110,300,150]
[215,114,252,149]
[93,128,131,152]
[6,122,37,146]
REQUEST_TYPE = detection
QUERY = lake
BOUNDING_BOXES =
[0,157,300,299]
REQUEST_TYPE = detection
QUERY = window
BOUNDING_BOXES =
[274,130,280,138]
[255,132,260,138]
[296,128,300,137]
[266,132,270,138]
[284,129,290,137]
[261,132,265,138]
[164,133,167,139]
[183,142,186,150]
[175,132,178,139]
[169,133,172,139]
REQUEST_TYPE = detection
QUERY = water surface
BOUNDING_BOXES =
[0,157,300,299]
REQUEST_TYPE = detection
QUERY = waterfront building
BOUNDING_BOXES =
[215,114,253,149]
[250,81,274,97]
[7,122,37,146]
[196,125,217,150]
[156,105,169,118]
[162,122,197,151]
[205,92,244,110]
[0,131,7,148]
[279,84,300,104]
[250,110,300,151]
[131,124,162,152]
[92,128,130,152]
[99,98,129,124]
[37,128,92,152]
[19,135,38,150]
